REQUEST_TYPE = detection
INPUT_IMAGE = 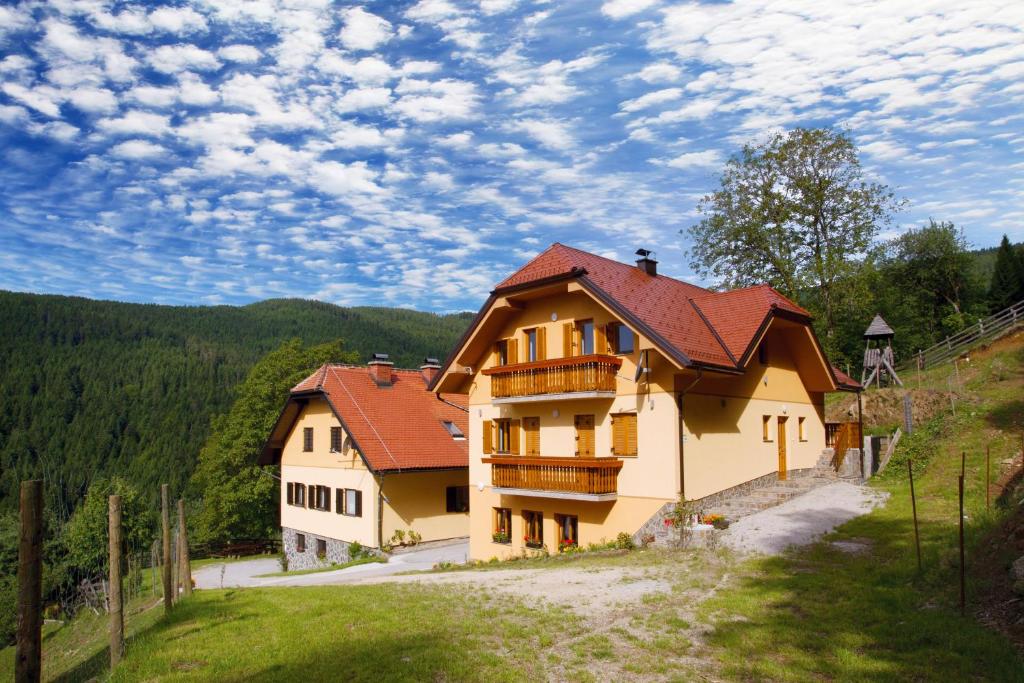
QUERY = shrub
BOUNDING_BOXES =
[614,532,636,550]
[348,541,366,559]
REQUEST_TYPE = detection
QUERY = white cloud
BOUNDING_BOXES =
[178,73,219,106]
[1,83,62,118]
[423,171,455,191]
[439,131,473,148]
[392,78,479,122]
[509,118,575,150]
[148,44,220,73]
[218,44,261,64]
[335,87,392,112]
[619,87,683,113]
[650,150,723,169]
[148,7,208,34]
[479,0,518,14]
[406,0,461,22]
[318,52,396,86]
[66,87,119,114]
[97,111,170,137]
[602,0,660,19]
[126,85,179,108]
[631,61,682,83]
[29,120,80,142]
[110,139,168,159]
[339,7,394,51]
[312,161,384,196]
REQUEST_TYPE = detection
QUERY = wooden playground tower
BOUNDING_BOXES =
[861,314,903,388]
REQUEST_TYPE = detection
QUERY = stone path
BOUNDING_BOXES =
[721,481,888,555]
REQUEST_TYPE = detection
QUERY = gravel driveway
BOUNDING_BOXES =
[193,539,469,589]
[721,481,889,555]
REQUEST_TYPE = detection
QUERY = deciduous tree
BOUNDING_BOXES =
[687,128,904,353]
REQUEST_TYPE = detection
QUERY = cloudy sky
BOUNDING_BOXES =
[1,0,1022,310]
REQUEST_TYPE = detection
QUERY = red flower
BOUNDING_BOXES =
[664,518,672,527]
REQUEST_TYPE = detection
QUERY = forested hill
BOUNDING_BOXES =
[0,291,472,516]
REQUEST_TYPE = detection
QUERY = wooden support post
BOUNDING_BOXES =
[108,495,123,669]
[987,445,991,510]
[161,484,172,614]
[961,451,966,479]
[958,474,966,617]
[16,480,43,683]
[908,460,921,573]
[177,499,192,598]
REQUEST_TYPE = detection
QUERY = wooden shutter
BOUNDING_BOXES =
[562,322,573,357]
[507,338,518,365]
[354,490,363,517]
[286,482,294,505]
[323,486,331,512]
[336,488,343,514]
[537,326,547,360]
[509,419,521,454]
[614,413,638,456]
[491,343,500,367]
[595,324,608,354]
[574,415,595,457]
[524,417,540,455]
[482,419,493,454]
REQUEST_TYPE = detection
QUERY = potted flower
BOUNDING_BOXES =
[492,529,510,544]
[524,535,544,549]
[558,538,578,553]
[702,513,729,530]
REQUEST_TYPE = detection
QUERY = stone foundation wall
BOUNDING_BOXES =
[282,527,379,571]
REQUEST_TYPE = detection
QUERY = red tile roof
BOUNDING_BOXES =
[494,243,816,371]
[293,364,468,472]
[832,365,862,390]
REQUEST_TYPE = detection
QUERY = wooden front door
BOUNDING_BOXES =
[777,416,788,480]
[575,414,595,457]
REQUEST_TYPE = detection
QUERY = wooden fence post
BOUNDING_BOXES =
[178,499,192,597]
[986,445,991,510]
[908,460,921,573]
[161,484,172,614]
[958,474,966,617]
[108,495,124,669]
[16,480,43,683]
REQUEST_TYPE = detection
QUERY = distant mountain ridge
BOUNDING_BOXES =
[0,290,472,515]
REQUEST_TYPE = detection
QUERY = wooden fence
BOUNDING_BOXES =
[898,298,1024,372]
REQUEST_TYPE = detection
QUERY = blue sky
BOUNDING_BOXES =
[1,0,1022,311]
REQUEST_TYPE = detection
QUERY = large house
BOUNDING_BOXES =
[430,244,860,560]
[259,356,469,569]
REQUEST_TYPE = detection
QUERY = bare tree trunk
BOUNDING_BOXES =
[108,495,124,669]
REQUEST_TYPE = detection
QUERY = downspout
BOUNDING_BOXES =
[376,473,385,550]
[676,368,703,501]
[857,389,864,456]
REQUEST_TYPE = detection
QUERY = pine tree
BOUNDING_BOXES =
[988,235,1023,312]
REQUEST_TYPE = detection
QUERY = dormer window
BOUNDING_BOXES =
[441,420,465,440]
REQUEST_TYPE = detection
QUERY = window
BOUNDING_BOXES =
[296,533,306,553]
[288,483,307,507]
[316,538,327,559]
[610,323,635,354]
[555,514,578,550]
[338,488,362,517]
[303,427,313,452]
[523,417,540,455]
[611,413,638,456]
[762,415,772,442]
[493,507,512,544]
[446,485,469,513]
[494,419,520,454]
[523,510,543,548]
[525,328,538,362]
[578,320,595,355]
[798,416,806,442]
[330,426,342,452]
[442,420,465,439]
[496,339,509,366]
[758,342,767,365]
[309,485,331,511]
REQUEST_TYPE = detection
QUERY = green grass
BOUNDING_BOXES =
[254,555,386,577]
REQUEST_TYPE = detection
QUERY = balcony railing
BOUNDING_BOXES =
[482,456,623,499]
[481,354,622,400]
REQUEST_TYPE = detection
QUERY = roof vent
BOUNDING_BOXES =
[635,248,657,276]
[420,357,441,386]
[368,353,394,387]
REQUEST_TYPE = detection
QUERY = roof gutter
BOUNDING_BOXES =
[436,393,470,413]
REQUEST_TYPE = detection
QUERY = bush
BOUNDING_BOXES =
[348,541,366,559]
[614,532,635,550]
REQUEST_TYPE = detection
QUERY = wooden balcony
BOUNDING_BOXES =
[481,354,622,403]
[482,456,623,501]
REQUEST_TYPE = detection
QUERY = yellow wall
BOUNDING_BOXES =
[279,398,469,547]
[381,469,470,543]
[469,488,668,560]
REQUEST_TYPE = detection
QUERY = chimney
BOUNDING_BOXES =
[368,353,394,387]
[635,248,657,276]
[420,357,441,386]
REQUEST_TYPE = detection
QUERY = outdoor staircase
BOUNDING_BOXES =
[702,454,839,522]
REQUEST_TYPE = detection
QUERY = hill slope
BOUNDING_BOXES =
[0,291,472,515]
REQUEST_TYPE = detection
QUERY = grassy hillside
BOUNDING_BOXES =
[0,291,471,515]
